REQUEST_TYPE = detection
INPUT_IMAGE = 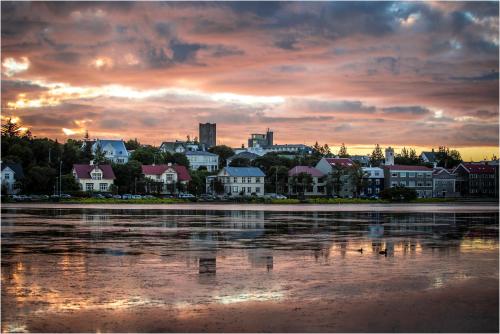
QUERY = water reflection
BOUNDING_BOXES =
[1,208,498,330]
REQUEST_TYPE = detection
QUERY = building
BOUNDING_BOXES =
[1,162,24,194]
[383,165,433,198]
[199,123,216,149]
[361,167,384,197]
[351,155,370,167]
[215,167,265,197]
[385,147,395,166]
[432,167,459,198]
[92,139,129,164]
[420,151,438,165]
[142,163,191,194]
[160,140,200,154]
[248,129,273,148]
[288,166,326,197]
[453,163,497,197]
[185,151,219,172]
[72,163,115,192]
[315,157,357,197]
[226,151,260,166]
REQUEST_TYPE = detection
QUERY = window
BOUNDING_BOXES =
[86,183,94,191]
[375,179,380,185]
[400,172,406,177]
[100,183,108,191]
[417,182,423,187]
[166,174,173,182]
[400,181,406,186]
[375,187,380,193]
[91,172,102,180]
[247,177,251,183]
[232,186,238,192]
[374,171,380,176]
[426,182,432,187]
[409,172,415,177]
[117,158,124,163]
[235,177,239,183]
[409,181,415,187]
[391,173,397,177]
[4,173,9,180]
[367,188,372,194]
[391,182,398,187]
[256,177,261,183]
[247,187,251,193]
[417,173,423,177]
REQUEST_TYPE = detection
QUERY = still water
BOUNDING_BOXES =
[1,206,498,332]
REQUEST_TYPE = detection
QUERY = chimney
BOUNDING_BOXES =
[167,162,172,167]
[90,160,94,166]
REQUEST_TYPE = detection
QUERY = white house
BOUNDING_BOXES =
[1,162,24,194]
[142,163,191,194]
[185,151,219,172]
[92,139,129,164]
[160,141,201,154]
[72,163,116,192]
[214,167,265,197]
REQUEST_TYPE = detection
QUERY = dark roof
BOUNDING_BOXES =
[325,158,354,167]
[223,167,265,177]
[288,166,325,177]
[73,164,115,179]
[142,164,191,181]
[185,151,218,156]
[1,162,24,178]
[460,163,496,174]
[384,165,432,171]
[421,151,437,162]
[228,152,260,161]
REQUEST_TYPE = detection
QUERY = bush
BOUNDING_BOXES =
[380,186,417,202]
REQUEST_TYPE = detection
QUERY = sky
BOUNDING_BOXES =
[1,1,499,160]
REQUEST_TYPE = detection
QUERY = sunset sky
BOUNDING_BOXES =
[1,1,498,160]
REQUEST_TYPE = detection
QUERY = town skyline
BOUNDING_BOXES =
[2,2,498,161]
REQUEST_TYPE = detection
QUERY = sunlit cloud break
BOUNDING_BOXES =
[2,57,30,77]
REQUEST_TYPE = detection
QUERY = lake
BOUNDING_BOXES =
[1,204,498,332]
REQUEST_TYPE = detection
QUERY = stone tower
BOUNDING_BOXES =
[199,123,216,149]
[385,147,395,165]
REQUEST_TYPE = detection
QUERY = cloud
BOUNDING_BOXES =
[381,106,431,115]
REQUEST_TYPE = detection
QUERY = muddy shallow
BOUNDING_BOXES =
[1,205,498,332]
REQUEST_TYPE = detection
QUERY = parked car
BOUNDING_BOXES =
[132,195,142,199]
[122,194,133,199]
[92,194,105,199]
[112,194,122,199]
[275,194,287,199]
[178,193,195,199]
[143,195,156,199]
[60,194,72,199]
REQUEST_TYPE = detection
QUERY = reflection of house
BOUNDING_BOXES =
[92,139,129,164]
[453,163,497,197]
[185,151,219,172]
[432,167,459,198]
[315,157,357,197]
[288,166,326,196]
[142,163,191,194]
[216,167,265,197]
[72,162,115,192]
[361,167,384,196]
[1,162,23,194]
[383,165,433,198]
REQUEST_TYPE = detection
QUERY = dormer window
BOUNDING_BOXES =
[91,172,102,180]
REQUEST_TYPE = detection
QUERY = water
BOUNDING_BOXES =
[1,205,498,332]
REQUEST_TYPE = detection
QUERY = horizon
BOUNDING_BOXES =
[2,1,499,161]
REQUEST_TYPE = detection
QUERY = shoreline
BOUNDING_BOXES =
[2,201,498,212]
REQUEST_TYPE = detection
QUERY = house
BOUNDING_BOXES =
[315,157,357,197]
[72,162,115,192]
[215,167,265,197]
[351,155,370,167]
[288,166,326,197]
[92,139,129,164]
[227,151,260,166]
[383,165,433,198]
[453,163,497,197]
[142,163,191,194]
[420,151,437,164]
[185,151,219,172]
[361,167,384,197]
[432,167,459,198]
[160,140,200,154]
[1,162,24,194]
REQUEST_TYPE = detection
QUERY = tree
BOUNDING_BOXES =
[269,165,289,194]
[290,172,313,198]
[82,131,93,163]
[112,160,143,194]
[395,147,421,165]
[1,118,23,138]
[213,179,224,194]
[208,145,234,169]
[125,138,140,151]
[370,144,384,167]
[229,157,251,167]
[436,146,462,169]
[188,170,210,195]
[23,166,57,194]
[130,145,160,165]
[338,143,349,158]
[170,152,190,168]
[351,164,366,197]
[61,174,81,193]
[380,186,417,202]
[93,142,107,164]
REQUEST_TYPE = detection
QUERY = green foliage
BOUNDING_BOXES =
[338,143,349,158]
[188,170,210,195]
[130,145,161,165]
[112,160,143,194]
[289,172,313,197]
[312,141,331,157]
[213,179,224,194]
[370,144,384,167]
[23,166,57,194]
[125,138,141,151]
[380,186,418,202]
[61,174,81,192]
[1,118,24,138]
[229,157,251,167]
[395,147,421,165]
[170,153,190,168]
[93,142,107,164]
[436,146,462,169]
[208,145,234,168]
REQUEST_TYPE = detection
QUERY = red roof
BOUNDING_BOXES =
[461,163,496,174]
[73,164,115,179]
[288,166,325,177]
[384,165,431,171]
[325,158,354,167]
[142,164,191,181]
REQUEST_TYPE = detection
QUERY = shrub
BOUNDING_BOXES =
[380,186,417,202]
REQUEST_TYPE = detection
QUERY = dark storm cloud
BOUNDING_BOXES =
[169,39,206,63]
[450,71,499,82]
[43,51,81,64]
[274,36,300,50]
[473,110,498,119]
[381,106,431,115]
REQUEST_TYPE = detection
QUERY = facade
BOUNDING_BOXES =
[385,147,395,166]
[92,139,129,164]
[185,151,219,172]
[453,163,497,197]
[160,140,200,154]
[315,157,357,197]
[248,129,273,148]
[288,166,326,197]
[72,163,115,192]
[361,167,384,197]
[234,144,312,157]
[432,167,459,198]
[383,165,433,198]
[215,167,265,197]
[1,162,24,194]
[142,164,191,194]
[199,123,216,149]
